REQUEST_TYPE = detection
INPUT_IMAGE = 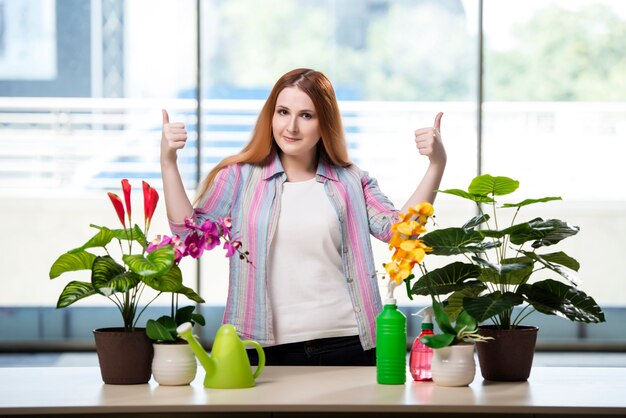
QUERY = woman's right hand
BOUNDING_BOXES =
[161,109,188,163]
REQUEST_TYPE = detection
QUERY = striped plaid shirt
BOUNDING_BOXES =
[170,153,399,350]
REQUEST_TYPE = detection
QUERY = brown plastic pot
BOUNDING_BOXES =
[476,325,538,382]
[93,327,154,384]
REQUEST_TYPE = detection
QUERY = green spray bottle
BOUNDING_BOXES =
[376,279,407,384]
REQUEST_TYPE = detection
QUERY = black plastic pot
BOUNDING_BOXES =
[476,325,538,382]
[93,327,154,384]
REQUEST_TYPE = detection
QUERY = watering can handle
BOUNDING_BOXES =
[243,340,265,379]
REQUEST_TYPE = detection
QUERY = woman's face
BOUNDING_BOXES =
[272,86,321,161]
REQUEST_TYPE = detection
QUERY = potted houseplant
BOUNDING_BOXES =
[49,179,200,384]
[148,303,205,386]
[145,216,249,386]
[420,297,492,387]
[408,174,606,381]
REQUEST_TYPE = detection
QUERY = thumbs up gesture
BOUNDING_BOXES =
[414,112,446,165]
[161,109,188,162]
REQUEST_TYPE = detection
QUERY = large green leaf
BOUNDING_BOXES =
[462,214,490,230]
[68,226,117,253]
[483,222,534,239]
[521,251,581,286]
[520,279,605,323]
[463,292,524,323]
[146,317,176,341]
[123,245,175,277]
[432,299,456,335]
[49,251,96,279]
[421,228,493,256]
[91,256,140,296]
[444,287,486,321]
[455,310,478,334]
[468,175,519,197]
[177,284,206,304]
[501,196,562,208]
[56,281,96,308]
[537,251,580,271]
[410,262,484,296]
[142,263,183,292]
[420,333,455,349]
[436,188,495,203]
[473,256,533,285]
[509,218,579,248]
[175,305,206,326]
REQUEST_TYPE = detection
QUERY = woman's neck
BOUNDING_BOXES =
[279,153,317,182]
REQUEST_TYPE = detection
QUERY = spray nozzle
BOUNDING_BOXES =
[412,306,434,329]
[384,279,401,305]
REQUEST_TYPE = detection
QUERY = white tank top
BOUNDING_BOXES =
[268,177,359,345]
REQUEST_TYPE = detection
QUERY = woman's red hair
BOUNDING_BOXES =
[194,68,351,203]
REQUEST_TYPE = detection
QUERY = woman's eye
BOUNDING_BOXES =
[301,113,312,120]
[277,109,288,116]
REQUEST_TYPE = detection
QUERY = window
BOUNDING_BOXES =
[0,0,623,348]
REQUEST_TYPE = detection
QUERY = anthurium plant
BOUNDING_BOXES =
[49,179,203,331]
[409,174,605,330]
[144,217,250,342]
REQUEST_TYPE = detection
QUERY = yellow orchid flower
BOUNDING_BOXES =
[383,201,434,286]
[396,220,418,235]
[388,232,405,250]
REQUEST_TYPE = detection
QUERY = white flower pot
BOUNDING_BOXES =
[431,344,476,387]
[152,342,197,386]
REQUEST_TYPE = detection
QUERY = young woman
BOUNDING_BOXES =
[160,68,446,366]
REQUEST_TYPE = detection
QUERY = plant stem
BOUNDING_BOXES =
[512,304,535,327]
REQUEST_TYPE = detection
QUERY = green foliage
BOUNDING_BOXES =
[419,298,492,349]
[411,174,605,330]
[49,225,204,330]
[146,305,206,343]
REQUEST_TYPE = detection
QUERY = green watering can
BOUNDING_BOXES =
[176,322,265,389]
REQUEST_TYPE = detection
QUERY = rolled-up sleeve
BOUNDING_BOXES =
[169,164,239,238]
[360,170,400,243]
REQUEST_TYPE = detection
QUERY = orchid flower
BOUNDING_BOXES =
[384,201,434,285]
[223,240,242,257]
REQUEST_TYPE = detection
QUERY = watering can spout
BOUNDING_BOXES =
[176,322,214,376]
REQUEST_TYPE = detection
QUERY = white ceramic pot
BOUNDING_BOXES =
[152,342,197,386]
[431,344,476,387]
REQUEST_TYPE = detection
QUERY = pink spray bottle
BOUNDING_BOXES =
[409,306,434,381]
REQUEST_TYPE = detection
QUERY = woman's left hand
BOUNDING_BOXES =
[414,112,447,166]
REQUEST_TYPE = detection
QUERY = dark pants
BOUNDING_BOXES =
[247,335,375,366]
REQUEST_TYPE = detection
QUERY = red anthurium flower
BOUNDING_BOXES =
[121,179,132,222]
[142,181,159,228]
[107,192,126,228]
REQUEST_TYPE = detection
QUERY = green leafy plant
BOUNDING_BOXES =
[49,179,202,331]
[409,174,606,330]
[146,304,205,343]
[420,297,492,349]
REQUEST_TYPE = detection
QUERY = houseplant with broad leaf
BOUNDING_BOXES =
[408,174,606,381]
[48,179,203,384]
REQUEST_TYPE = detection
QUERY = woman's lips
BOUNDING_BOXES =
[283,136,299,142]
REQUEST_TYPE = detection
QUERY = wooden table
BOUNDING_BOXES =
[1,366,625,417]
